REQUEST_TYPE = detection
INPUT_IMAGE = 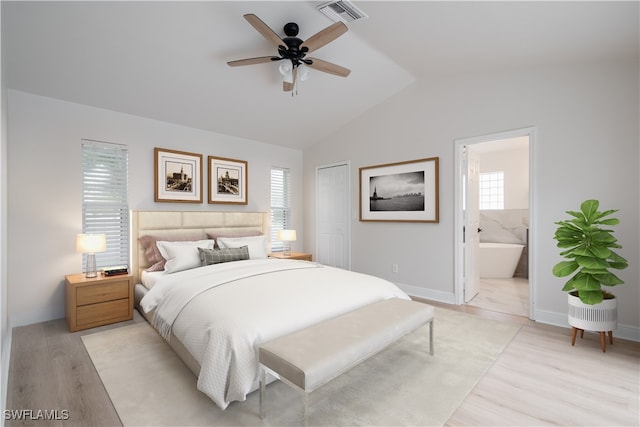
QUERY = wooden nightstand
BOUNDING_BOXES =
[268,252,313,262]
[65,273,134,332]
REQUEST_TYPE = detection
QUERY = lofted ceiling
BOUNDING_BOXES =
[4,1,638,149]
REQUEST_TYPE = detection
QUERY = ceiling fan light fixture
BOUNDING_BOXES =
[298,64,311,82]
[228,13,350,92]
[278,61,292,75]
[278,61,294,83]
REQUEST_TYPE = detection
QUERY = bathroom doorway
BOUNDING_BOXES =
[454,128,535,319]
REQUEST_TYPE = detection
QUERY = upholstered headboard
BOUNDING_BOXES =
[131,210,268,283]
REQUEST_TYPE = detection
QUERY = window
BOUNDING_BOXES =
[479,171,504,210]
[81,140,129,270]
[270,167,291,252]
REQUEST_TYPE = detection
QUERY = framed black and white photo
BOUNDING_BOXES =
[359,157,439,222]
[154,147,203,203]
[208,156,248,205]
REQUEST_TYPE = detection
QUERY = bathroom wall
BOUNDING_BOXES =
[478,143,529,243]
[478,143,529,277]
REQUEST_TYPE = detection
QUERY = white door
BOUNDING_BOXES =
[316,163,350,269]
[464,147,480,302]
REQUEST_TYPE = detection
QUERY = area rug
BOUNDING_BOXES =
[82,307,520,427]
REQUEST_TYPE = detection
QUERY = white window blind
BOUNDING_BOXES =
[479,171,504,210]
[270,167,291,252]
[81,140,130,270]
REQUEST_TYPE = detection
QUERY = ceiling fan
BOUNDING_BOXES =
[228,14,351,92]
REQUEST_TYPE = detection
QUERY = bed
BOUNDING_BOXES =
[131,210,410,410]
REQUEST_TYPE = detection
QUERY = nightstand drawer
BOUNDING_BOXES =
[76,280,129,305]
[76,298,130,328]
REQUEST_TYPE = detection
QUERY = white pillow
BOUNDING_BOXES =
[217,235,268,259]
[156,239,215,273]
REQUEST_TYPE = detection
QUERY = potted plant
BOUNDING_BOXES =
[552,199,628,351]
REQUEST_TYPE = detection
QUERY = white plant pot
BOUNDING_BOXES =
[567,293,617,332]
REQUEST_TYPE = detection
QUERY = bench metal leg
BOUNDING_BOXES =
[303,391,309,427]
[429,319,434,356]
[259,366,266,419]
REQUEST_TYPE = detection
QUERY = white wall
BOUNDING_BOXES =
[478,146,529,209]
[7,90,303,327]
[303,59,639,337]
[1,0,10,415]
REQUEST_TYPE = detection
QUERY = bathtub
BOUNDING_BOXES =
[478,242,524,279]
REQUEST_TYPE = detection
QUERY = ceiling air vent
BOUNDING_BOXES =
[317,1,368,23]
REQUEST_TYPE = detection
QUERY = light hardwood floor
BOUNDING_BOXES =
[467,278,529,318]
[6,304,639,426]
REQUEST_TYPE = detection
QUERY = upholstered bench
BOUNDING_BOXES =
[258,298,434,425]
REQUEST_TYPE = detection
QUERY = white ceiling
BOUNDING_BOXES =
[5,1,638,150]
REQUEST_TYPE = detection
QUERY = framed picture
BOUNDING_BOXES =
[359,157,439,222]
[154,148,203,203]
[208,156,248,204]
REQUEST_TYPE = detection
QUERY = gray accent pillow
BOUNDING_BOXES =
[198,246,250,266]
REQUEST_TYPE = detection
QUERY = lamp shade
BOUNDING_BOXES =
[76,233,107,253]
[279,61,294,84]
[277,229,297,242]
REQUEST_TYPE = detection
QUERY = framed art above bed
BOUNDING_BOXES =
[154,148,203,203]
[208,156,248,205]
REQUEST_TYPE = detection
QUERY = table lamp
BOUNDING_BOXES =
[76,233,106,278]
[277,229,296,257]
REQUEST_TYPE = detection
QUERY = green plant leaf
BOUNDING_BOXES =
[580,199,599,220]
[609,261,629,270]
[591,232,617,244]
[608,250,628,264]
[598,218,619,226]
[595,272,624,286]
[578,289,604,305]
[559,248,578,257]
[557,242,579,250]
[554,230,581,240]
[576,256,609,269]
[569,273,602,291]
[594,209,618,221]
[571,246,591,256]
[552,261,578,277]
[580,267,608,275]
[589,245,612,259]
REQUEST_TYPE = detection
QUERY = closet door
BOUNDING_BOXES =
[316,163,350,269]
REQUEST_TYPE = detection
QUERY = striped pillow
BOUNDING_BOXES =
[198,246,250,266]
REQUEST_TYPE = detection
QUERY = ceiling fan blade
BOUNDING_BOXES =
[243,14,286,48]
[307,57,351,77]
[283,67,297,92]
[227,56,278,67]
[300,22,348,54]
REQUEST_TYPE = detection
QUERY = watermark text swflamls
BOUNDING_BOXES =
[4,409,70,421]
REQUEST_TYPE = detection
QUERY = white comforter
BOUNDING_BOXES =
[140,258,409,409]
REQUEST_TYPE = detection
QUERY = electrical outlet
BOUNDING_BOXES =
[392,263,398,273]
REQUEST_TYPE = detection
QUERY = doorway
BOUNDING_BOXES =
[315,162,351,270]
[454,128,536,319]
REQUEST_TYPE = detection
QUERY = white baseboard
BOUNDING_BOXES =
[396,282,456,304]
[393,285,640,343]
[535,308,640,342]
